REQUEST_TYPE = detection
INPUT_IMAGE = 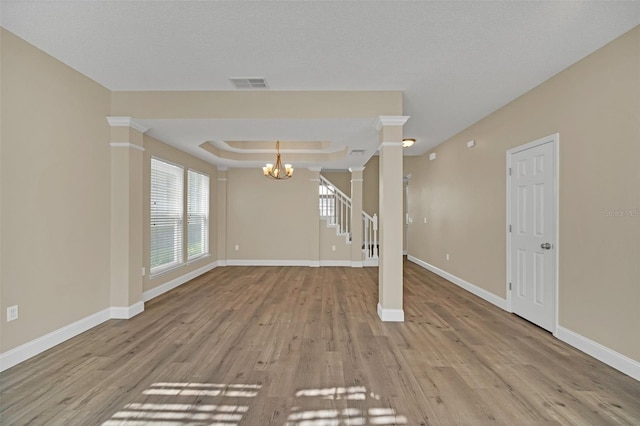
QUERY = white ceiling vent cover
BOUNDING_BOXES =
[350,149,366,156]
[229,78,268,89]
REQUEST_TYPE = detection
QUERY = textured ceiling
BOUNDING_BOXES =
[2,1,639,168]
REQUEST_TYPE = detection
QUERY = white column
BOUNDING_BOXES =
[350,167,364,267]
[375,116,409,322]
[308,167,322,267]
[217,168,228,266]
[107,117,147,319]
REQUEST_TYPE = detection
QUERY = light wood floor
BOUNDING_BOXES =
[1,260,639,425]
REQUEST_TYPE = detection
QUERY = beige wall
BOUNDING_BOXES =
[0,29,111,352]
[405,27,640,361]
[142,135,219,293]
[319,222,352,262]
[226,168,317,261]
[363,156,379,216]
[321,171,351,196]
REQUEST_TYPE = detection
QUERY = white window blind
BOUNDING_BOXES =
[150,158,184,276]
[187,170,209,261]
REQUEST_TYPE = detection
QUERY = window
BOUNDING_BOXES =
[319,183,336,223]
[187,169,209,261]
[150,158,184,276]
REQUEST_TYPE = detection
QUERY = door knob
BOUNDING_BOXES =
[540,243,552,250]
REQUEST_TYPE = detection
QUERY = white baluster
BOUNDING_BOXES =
[372,213,378,259]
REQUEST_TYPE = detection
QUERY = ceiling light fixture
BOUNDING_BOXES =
[263,141,293,180]
[402,138,416,148]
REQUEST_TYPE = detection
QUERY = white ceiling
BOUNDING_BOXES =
[2,1,639,168]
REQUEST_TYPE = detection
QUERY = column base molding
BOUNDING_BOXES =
[377,303,405,322]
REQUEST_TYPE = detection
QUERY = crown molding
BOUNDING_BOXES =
[374,115,410,131]
[106,117,149,133]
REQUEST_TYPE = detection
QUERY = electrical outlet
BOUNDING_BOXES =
[332,245,336,252]
[446,253,450,261]
[141,267,146,276]
[235,245,240,251]
[7,305,18,322]
[423,217,427,224]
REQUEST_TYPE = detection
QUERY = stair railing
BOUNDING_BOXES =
[362,212,378,260]
[319,175,351,235]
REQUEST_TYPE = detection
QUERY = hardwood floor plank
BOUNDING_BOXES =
[1,260,639,425]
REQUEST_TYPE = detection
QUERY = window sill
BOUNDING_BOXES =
[149,254,211,280]
[187,253,211,265]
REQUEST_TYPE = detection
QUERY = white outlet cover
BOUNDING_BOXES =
[429,153,437,161]
[7,305,18,322]
[467,140,476,148]
[235,245,239,251]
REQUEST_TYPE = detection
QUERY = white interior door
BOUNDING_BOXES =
[508,137,557,332]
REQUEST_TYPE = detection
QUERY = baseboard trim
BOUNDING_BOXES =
[407,255,639,381]
[225,259,362,267]
[226,259,311,267]
[143,261,218,302]
[408,255,507,310]
[0,260,221,372]
[556,326,640,381]
[319,260,352,267]
[377,303,405,322]
[0,308,112,372]
[351,261,363,268]
[110,301,145,319]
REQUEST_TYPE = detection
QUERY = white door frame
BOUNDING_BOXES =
[403,174,411,256]
[506,133,560,336]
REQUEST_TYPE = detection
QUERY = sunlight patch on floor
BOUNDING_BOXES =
[103,382,259,425]
[103,382,407,425]
[286,386,407,426]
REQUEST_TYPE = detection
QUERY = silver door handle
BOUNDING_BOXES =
[540,243,552,250]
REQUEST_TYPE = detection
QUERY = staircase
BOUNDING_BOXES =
[319,175,378,266]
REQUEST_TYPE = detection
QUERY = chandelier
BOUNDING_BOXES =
[263,141,293,179]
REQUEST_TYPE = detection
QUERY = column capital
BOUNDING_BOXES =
[378,141,404,150]
[106,117,148,133]
[308,166,322,172]
[374,116,410,131]
[349,167,365,173]
[109,142,145,152]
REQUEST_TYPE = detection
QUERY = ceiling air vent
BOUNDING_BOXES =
[350,149,366,156]
[229,77,268,89]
